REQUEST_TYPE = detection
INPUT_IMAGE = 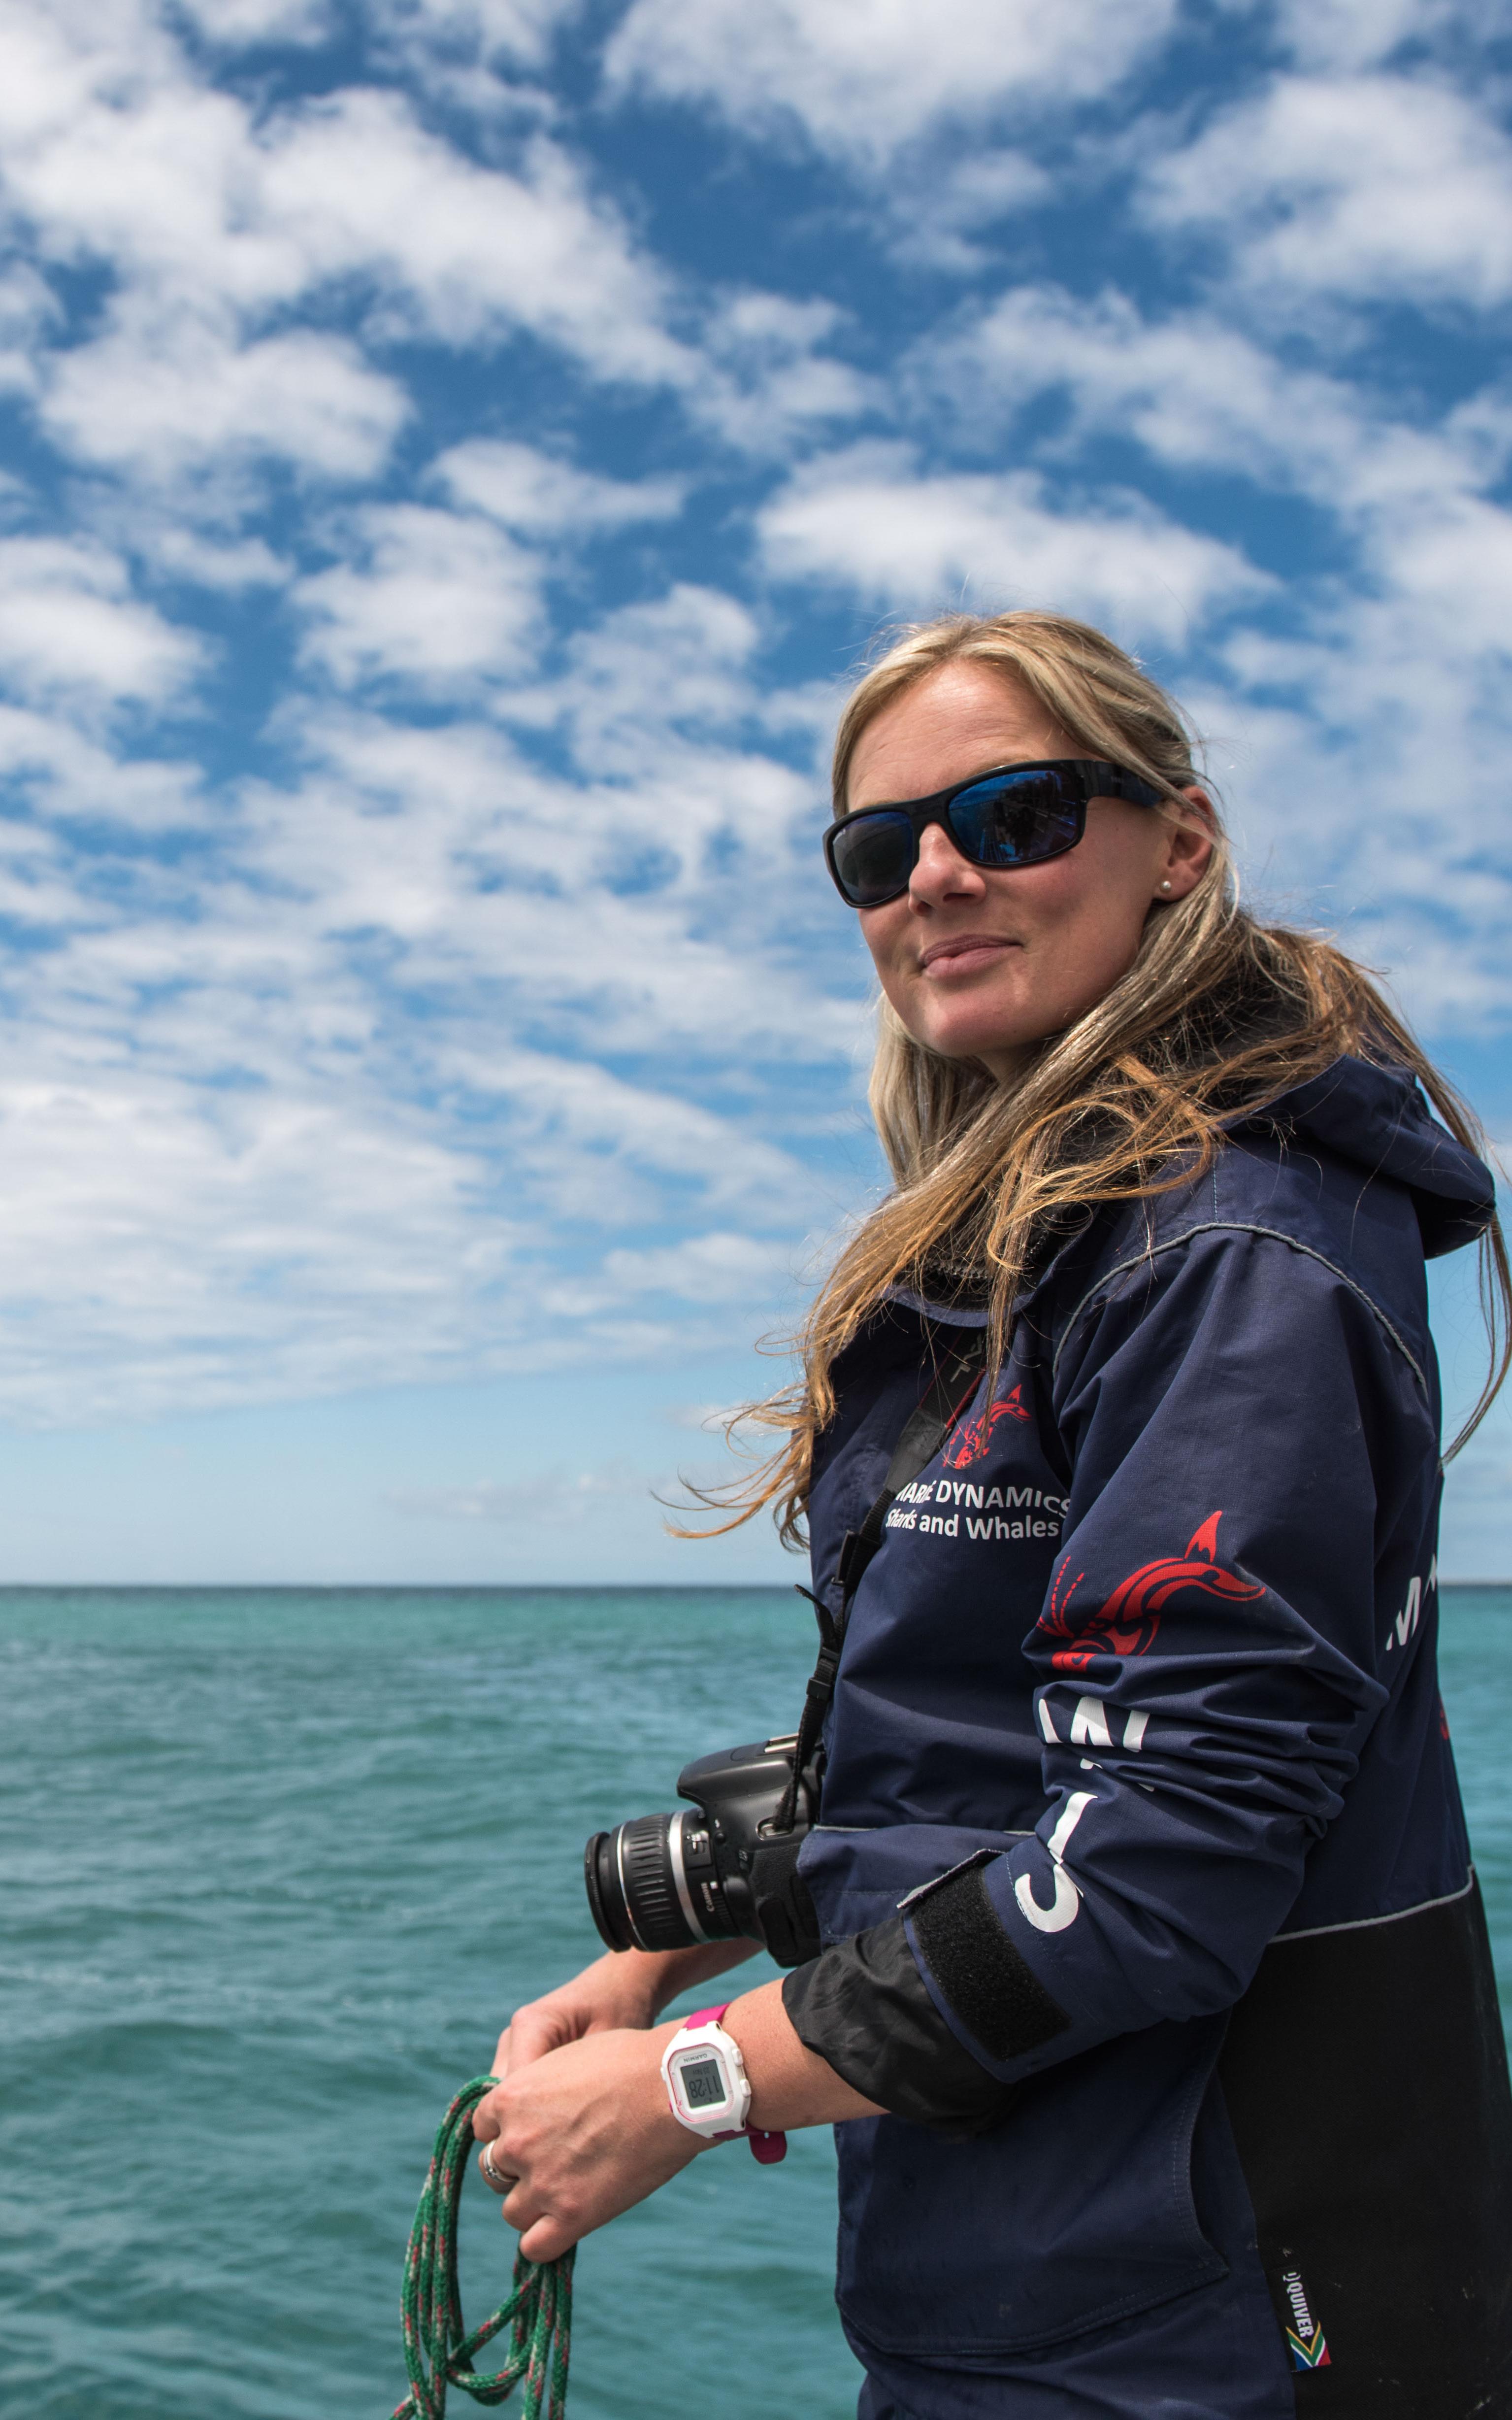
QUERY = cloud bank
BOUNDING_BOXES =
[0,0,1505,1481]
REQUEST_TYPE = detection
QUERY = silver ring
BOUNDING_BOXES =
[481,2142,514,2191]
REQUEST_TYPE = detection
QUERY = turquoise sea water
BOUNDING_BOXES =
[0,1584,1508,2420]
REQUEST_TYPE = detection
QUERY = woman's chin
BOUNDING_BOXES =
[916,1011,1035,1067]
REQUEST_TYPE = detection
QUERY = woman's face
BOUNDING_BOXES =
[846,661,1215,1080]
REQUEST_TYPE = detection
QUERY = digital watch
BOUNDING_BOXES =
[659,2005,786,2162]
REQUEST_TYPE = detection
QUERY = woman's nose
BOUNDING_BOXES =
[909,821,986,908]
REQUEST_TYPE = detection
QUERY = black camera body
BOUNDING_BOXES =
[584,1732,822,1968]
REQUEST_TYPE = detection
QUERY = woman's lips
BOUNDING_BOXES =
[919,934,1019,979]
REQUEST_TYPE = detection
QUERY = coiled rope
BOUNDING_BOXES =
[393,2077,575,2420]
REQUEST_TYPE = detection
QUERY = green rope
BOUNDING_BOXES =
[393,2076,574,2420]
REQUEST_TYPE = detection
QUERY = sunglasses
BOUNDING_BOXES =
[822,759,1167,909]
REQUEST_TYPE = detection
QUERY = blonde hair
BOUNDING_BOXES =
[685,610,1509,1545]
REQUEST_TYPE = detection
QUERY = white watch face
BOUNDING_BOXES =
[672,2048,732,2116]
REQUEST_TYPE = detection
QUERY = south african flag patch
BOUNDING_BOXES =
[1286,2323,1332,2370]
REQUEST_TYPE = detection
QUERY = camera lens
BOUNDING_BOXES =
[585,1810,733,1952]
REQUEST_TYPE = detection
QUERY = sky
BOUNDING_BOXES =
[0,0,1509,1582]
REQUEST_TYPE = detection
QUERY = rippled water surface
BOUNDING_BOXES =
[1,1585,1508,2419]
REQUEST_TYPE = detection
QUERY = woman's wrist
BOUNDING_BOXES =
[718,1978,885,2132]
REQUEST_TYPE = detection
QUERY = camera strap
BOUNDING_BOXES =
[775,1328,989,1832]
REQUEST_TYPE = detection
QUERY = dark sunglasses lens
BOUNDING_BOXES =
[949,769,1083,867]
[830,809,915,906]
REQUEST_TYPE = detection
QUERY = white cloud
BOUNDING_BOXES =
[0,1060,510,1422]
[452,1053,815,1221]
[0,704,205,830]
[44,314,408,482]
[605,0,1181,168]
[4,10,603,347]
[370,0,582,70]
[886,151,1052,274]
[123,524,290,593]
[177,0,334,40]
[1143,72,1512,307]
[597,1230,795,1305]
[0,263,57,397]
[0,536,206,708]
[239,685,818,1012]
[259,92,692,379]
[0,0,875,528]
[919,282,1494,516]
[293,504,547,692]
[692,292,877,451]
[0,6,697,485]
[0,641,847,1423]
[523,582,765,760]
[756,443,1270,644]
[1173,530,1512,1034]
[1270,0,1495,73]
[433,439,685,534]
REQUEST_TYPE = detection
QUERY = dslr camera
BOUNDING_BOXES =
[584,1732,822,1969]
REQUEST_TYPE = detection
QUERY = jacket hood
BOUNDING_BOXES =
[1245,1057,1496,1259]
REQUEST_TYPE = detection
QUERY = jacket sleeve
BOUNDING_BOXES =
[785,1223,1429,2123]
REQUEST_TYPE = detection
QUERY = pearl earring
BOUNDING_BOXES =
[1160,879,1172,892]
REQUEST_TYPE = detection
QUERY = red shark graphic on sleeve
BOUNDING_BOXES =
[943,1384,1032,1467]
[1037,1511,1264,1673]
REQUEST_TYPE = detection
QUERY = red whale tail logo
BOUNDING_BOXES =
[943,1384,1031,1467]
[1038,1511,1263,1672]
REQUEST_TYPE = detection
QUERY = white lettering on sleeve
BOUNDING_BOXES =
[1013,1790,1095,1936]
[1069,1696,1113,1749]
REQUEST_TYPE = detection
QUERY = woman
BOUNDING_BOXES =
[472,611,1512,2419]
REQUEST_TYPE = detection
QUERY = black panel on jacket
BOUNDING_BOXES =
[1218,1874,1512,2418]
[782,1915,1017,2136]
[911,1859,1073,2062]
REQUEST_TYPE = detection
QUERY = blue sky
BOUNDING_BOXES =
[0,0,1509,1582]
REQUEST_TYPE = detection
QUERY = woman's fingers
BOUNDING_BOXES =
[496,2169,589,2261]
[485,1993,590,2095]
[477,2159,569,2256]
[493,2179,577,2262]
[475,2008,572,2136]
[505,2003,575,2066]
[477,2139,518,2195]
[483,1951,680,2102]
[472,2076,509,2143]
[518,2211,575,2263]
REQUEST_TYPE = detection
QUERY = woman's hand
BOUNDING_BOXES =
[488,1953,660,2084]
[472,2023,696,2261]
[488,1943,758,2083]
[473,1977,884,2259]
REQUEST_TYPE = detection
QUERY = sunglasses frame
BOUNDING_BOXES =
[822,758,1168,908]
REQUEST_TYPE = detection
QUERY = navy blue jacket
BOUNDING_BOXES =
[783,1059,1512,2419]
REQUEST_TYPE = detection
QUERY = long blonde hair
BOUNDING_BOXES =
[688,610,1509,1545]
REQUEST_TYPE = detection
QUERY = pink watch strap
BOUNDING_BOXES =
[684,2006,787,2163]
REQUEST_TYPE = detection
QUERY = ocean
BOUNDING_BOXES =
[0,1583,1507,2420]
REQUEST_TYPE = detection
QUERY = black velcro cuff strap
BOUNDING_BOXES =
[910,1860,1071,2065]
[782,1916,1016,2136]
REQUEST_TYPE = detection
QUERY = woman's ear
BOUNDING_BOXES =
[1156,788,1216,902]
